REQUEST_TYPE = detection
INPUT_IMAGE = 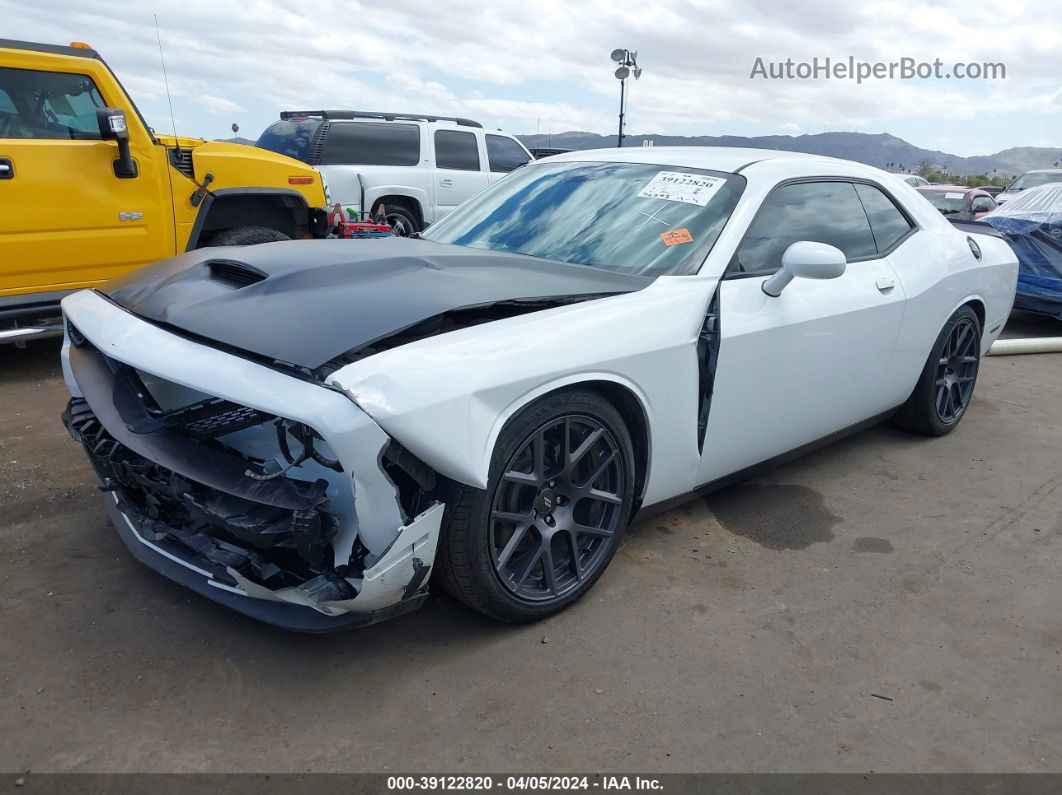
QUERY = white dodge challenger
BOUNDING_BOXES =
[60,147,1018,629]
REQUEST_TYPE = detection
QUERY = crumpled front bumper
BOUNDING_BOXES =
[102,491,429,631]
[60,289,446,629]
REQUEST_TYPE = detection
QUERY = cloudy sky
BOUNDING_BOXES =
[4,0,1060,155]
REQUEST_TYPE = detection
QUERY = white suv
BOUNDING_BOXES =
[256,111,533,235]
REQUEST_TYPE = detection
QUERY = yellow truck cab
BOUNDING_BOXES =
[0,39,328,344]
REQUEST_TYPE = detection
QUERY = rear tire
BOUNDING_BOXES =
[892,305,982,436]
[436,389,636,623]
[381,205,420,237]
[202,226,291,247]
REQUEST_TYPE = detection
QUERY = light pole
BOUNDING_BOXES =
[610,48,642,147]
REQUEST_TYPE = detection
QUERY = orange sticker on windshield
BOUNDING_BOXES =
[660,228,693,247]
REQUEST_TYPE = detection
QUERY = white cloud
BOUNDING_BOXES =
[200,94,243,114]
[2,0,1059,146]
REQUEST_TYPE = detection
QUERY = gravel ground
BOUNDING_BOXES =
[1,311,1060,774]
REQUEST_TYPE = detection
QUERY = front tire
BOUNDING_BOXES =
[892,305,982,436]
[202,226,291,247]
[436,389,636,623]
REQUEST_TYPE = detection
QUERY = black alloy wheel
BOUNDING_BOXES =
[892,304,982,436]
[435,388,636,622]
[489,415,625,601]
[935,315,979,424]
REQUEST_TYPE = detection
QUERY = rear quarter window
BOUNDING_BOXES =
[319,122,421,166]
[854,182,914,252]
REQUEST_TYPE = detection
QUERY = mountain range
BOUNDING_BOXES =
[516,131,1062,177]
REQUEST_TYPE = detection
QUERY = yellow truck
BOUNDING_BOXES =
[0,38,328,344]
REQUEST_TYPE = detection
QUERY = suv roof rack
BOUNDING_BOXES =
[279,110,483,128]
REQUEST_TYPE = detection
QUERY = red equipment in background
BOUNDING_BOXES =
[327,203,392,239]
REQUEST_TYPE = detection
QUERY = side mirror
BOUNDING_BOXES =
[96,107,137,178]
[761,241,846,297]
[96,107,128,140]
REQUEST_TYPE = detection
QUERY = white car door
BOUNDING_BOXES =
[698,179,911,484]
[432,128,489,218]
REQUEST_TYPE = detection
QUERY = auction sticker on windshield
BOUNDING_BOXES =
[638,171,726,206]
[660,228,694,246]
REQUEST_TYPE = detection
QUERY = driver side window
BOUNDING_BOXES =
[0,67,105,140]
[731,181,877,275]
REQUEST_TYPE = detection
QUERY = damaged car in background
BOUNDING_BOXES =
[60,147,1018,630]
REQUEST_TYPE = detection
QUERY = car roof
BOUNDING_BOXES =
[1021,168,1062,174]
[542,146,839,173]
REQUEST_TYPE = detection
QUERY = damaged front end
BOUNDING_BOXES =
[60,290,448,630]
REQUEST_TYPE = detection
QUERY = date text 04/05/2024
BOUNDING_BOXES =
[386,776,663,791]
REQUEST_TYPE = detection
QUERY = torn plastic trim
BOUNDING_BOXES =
[100,469,444,617]
[66,345,321,512]
[65,398,340,586]
[223,502,444,614]
[105,493,429,630]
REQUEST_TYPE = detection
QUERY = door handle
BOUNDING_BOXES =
[439,178,454,188]
[875,276,895,292]
[0,159,12,179]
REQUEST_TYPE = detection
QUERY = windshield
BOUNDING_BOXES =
[421,161,746,275]
[255,119,320,162]
[921,191,968,214]
[1008,172,1062,192]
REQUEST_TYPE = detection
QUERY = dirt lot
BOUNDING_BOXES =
[1,314,1060,774]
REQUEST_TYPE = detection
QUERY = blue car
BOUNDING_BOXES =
[982,183,1062,320]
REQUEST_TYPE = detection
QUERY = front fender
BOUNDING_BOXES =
[190,141,326,207]
[330,277,719,507]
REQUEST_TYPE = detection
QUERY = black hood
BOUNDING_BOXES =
[101,238,653,371]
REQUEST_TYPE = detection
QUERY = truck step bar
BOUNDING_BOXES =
[0,294,68,345]
[0,322,64,345]
[279,110,483,128]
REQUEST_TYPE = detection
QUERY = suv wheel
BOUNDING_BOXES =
[383,206,420,237]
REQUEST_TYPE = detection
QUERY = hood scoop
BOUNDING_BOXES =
[207,260,268,288]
